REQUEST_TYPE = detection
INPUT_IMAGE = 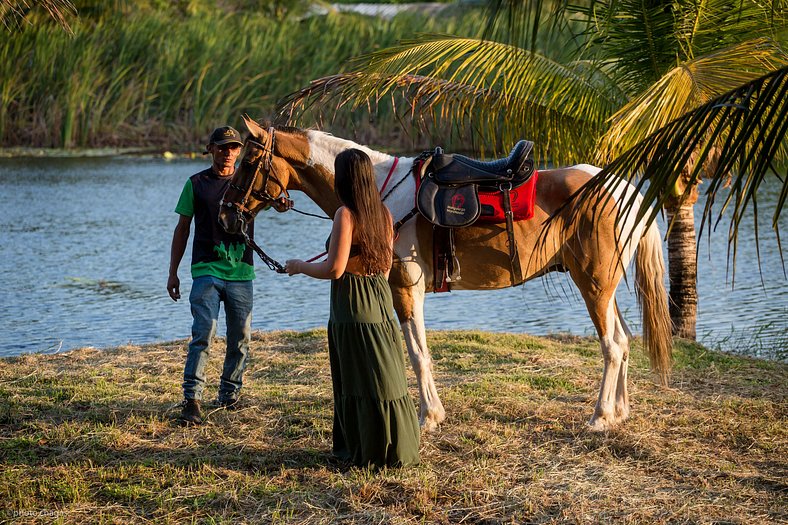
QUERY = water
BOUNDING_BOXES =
[0,157,785,360]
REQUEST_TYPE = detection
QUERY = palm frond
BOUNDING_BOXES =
[569,66,788,258]
[598,38,788,162]
[277,36,620,160]
[571,0,786,93]
[481,0,553,52]
[673,0,786,57]
[571,0,678,90]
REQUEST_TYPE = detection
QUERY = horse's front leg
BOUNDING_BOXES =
[401,292,446,432]
[390,272,445,432]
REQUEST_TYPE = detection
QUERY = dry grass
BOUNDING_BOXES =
[0,330,785,524]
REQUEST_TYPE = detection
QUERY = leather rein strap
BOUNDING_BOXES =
[500,182,522,286]
[231,143,419,273]
[307,157,406,263]
[227,128,290,273]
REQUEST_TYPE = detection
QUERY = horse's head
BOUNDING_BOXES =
[218,116,294,234]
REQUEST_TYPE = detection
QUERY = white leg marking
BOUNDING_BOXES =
[401,283,445,432]
[589,297,623,431]
[613,303,631,423]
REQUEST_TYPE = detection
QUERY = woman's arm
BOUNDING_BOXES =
[285,207,353,280]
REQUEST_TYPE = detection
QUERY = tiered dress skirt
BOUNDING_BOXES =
[327,272,420,468]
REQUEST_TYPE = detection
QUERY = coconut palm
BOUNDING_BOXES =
[279,0,788,339]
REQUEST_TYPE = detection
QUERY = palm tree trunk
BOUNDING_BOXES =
[665,203,698,339]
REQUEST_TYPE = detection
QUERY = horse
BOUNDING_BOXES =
[219,116,672,432]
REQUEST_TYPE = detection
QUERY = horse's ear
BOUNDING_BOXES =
[242,114,265,139]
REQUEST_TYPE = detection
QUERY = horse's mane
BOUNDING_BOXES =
[273,124,309,136]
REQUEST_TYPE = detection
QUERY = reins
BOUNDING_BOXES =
[239,215,287,274]
[229,130,422,272]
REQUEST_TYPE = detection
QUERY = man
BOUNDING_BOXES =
[167,125,253,425]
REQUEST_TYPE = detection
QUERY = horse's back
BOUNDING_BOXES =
[393,165,618,291]
[534,165,601,215]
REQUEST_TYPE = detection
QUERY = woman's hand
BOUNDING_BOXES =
[285,259,303,276]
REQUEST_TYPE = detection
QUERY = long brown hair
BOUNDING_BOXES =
[334,148,392,274]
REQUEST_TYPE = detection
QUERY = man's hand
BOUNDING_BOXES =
[167,274,181,301]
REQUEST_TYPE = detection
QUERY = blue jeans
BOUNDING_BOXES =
[183,276,253,401]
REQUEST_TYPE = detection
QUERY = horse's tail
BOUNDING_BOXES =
[635,219,673,385]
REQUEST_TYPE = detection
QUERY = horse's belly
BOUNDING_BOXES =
[426,219,560,290]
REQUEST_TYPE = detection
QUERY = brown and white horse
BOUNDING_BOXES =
[219,117,672,432]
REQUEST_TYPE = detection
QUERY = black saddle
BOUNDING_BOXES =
[430,140,534,187]
[417,140,536,228]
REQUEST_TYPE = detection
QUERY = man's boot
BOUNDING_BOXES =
[180,399,202,425]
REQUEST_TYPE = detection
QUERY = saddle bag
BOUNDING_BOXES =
[416,176,480,228]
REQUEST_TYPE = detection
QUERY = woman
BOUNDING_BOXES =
[285,148,420,468]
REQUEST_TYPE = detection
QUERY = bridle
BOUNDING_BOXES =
[220,127,292,273]
[220,128,424,273]
[221,127,291,219]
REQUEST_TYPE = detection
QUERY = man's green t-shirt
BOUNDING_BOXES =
[175,169,255,281]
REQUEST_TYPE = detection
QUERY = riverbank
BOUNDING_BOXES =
[0,147,203,159]
[0,147,173,158]
[1,330,785,523]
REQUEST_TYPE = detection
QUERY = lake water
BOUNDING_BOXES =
[0,156,785,360]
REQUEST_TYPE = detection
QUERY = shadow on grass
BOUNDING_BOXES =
[0,391,352,474]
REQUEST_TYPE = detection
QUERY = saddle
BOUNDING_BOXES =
[414,141,537,291]
[417,140,535,228]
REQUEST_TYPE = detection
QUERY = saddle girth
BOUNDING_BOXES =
[501,184,522,286]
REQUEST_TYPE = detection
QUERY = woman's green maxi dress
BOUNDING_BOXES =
[327,272,420,468]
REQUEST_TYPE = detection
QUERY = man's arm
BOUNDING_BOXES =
[167,214,191,301]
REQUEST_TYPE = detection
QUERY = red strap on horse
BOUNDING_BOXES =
[380,157,399,194]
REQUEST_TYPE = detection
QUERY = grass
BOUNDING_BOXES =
[0,330,785,523]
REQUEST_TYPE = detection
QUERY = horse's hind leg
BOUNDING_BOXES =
[391,276,446,432]
[582,290,625,431]
[613,299,631,423]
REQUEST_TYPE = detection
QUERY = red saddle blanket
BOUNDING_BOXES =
[476,171,539,223]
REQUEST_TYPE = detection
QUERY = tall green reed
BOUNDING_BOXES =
[1,8,488,149]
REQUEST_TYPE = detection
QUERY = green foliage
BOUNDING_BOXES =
[0,8,488,149]
[673,336,782,372]
[1,0,76,32]
[673,338,740,371]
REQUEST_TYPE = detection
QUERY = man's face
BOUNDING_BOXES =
[210,143,242,174]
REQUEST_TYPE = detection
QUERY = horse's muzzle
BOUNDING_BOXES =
[218,204,241,234]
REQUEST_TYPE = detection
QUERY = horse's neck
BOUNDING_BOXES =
[299,131,415,215]
[306,130,393,170]
[295,165,340,217]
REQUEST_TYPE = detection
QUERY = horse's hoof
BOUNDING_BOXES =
[614,406,630,424]
[588,415,615,432]
[420,409,445,433]
[421,418,439,433]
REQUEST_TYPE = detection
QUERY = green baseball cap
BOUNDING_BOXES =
[206,126,243,150]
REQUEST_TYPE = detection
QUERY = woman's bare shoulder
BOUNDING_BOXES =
[334,206,353,220]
